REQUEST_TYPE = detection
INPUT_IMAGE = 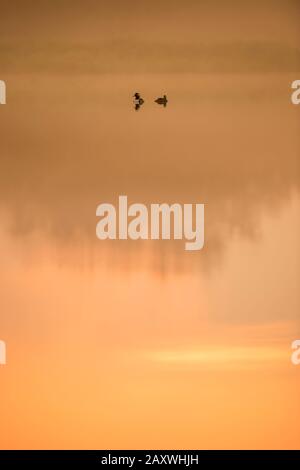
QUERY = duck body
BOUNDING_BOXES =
[155,94,168,107]
[133,92,145,110]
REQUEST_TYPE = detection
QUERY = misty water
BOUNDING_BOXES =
[0,73,299,448]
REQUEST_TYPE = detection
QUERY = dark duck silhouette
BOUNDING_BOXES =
[133,92,144,111]
[155,94,168,107]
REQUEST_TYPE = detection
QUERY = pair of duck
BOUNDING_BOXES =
[133,93,168,110]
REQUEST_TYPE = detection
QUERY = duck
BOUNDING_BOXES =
[155,94,168,107]
[133,92,144,105]
[133,92,144,111]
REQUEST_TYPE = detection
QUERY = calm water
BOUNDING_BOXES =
[0,74,299,448]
